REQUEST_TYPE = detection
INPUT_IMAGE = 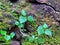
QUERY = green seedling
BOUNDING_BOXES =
[10,32,15,38]
[4,35,11,41]
[43,23,48,29]
[0,30,7,36]
[45,29,52,36]
[37,23,52,36]
[29,36,35,42]
[18,23,24,28]
[0,30,15,42]
[28,16,34,22]
[37,26,44,35]
[19,16,27,23]
[15,21,19,26]
[20,10,26,16]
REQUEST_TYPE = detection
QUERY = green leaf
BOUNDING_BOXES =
[37,38,44,44]
[0,30,7,36]
[8,2,13,6]
[20,10,26,16]
[18,23,24,28]
[0,6,3,9]
[28,16,34,22]
[4,35,11,41]
[10,32,15,38]
[37,26,44,35]
[15,21,19,26]
[0,2,2,5]
[45,29,52,36]
[19,16,27,23]
[9,3,13,6]
[29,36,35,42]
[35,37,38,39]
[43,23,48,29]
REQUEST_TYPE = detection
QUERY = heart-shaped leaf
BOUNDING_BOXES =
[28,16,34,22]
[37,26,44,35]
[20,10,26,16]
[10,32,15,38]
[45,29,52,36]
[4,35,11,41]
[19,16,27,23]
[15,21,19,26]
[43,23,48,29]
[18,23,24,28]
[29,36,35,42]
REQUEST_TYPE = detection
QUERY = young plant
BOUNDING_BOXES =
[15,10,35,29]
[37,23,52,36]
[0,30,15,42]
[28,23,52,44]
[15,10,52,44]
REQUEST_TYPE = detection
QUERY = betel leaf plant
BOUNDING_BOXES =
[15,9,35,29]
[37,23,52,36]
[28,23,52,44]
[15,10,52,44]
[0,30,15,42]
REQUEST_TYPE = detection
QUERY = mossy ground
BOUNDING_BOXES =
[0,0,60,45]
